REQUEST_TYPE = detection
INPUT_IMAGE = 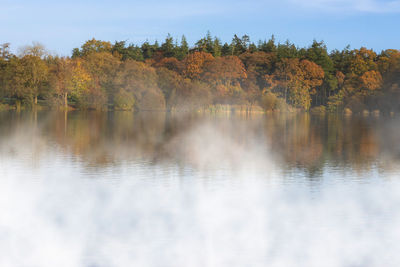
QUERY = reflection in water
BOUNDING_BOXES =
[0,110,397,180]
[1,111,400,267]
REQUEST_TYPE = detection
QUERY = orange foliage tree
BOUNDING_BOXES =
[359,70,383,94]
[182,52,214,79]
[265,59,324,110]
[201,56,247,102]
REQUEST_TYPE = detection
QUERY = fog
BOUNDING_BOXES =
[0,111,399,267]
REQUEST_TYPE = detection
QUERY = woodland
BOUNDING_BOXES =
[0,33,399,113]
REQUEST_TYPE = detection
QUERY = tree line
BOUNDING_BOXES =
[0,33,399,113]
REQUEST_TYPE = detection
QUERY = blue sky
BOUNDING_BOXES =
[0,0,399,55]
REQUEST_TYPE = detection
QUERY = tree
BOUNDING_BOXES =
[19,55,49,105]
[47,57,72,107]
[258,35,277,53]
[141,41,158,60]
[3,56,30,108]
[266,58,324,110]
[0,43,12,97]
[348,47,377,75]
[202,56,247,102]
[114,60,165,110]
[0,43,11,60]
[306,40,333,73]
[304,42,334,105]
[231,34,249,56]
[277,40,298,59]
[82,51,120,108]
[72,39,112,58]
[19,42,47,58]
[194,31,215,54]
[112,41,143,61]
[161,34,175,58]
[182,51,214,79]
[153,57,183,73]
[175,35,189,60]
[202,56,247,86]
[239,51,276,89]
[212,38,222,57]
[67,59,92,107]
[359,70,382,94]
[221,43,232,56]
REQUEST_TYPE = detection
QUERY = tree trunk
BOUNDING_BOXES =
[15,99,21,112]
[34,95,38,105]
[64,92,68,108]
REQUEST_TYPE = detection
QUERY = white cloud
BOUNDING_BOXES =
[289,0,400,13]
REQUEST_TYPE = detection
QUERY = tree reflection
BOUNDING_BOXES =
[0,110,396,178]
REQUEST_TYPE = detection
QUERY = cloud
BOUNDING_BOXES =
[289,0,400,13]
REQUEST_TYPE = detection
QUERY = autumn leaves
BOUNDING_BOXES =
[0,36,399,113]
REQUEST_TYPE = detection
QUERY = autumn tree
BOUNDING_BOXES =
[114,60,165,110]
[72,39,112,58]
[359,70,382,94]
[182,51,214,79]
[201,56,247,102]
[47,57,72,107]
[1,35,398,113]
[19,55,49,105]
[266,59,324,110]
[19,42,47,58]
[153,57,183,73]
[67,58,92,107]
[348,47,377,75]
[0,43,11,97]
[202,56,247,86]
[2,56,29,108]
[377,50,400,111]
[239,51,276,89]
[82,51,120,108]
[0,43,11,60]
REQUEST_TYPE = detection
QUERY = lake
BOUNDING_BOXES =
[1,111,399,267]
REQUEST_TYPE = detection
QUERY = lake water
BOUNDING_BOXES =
[1,111,400,267]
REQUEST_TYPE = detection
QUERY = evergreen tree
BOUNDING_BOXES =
[221,43,232,56]
[176,35,189,60]
[161,34,175,57]
[231,34,248,56]
[259,35,277,53]
[212,38,222,57]
[205,31,213,53]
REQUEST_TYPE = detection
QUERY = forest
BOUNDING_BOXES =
[0,33,399,114]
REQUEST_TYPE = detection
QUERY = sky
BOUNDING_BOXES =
[0,0,399,56]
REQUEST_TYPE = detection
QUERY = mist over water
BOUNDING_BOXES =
[1,111,400,267]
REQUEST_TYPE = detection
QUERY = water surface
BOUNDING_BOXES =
[1,111,399,267]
